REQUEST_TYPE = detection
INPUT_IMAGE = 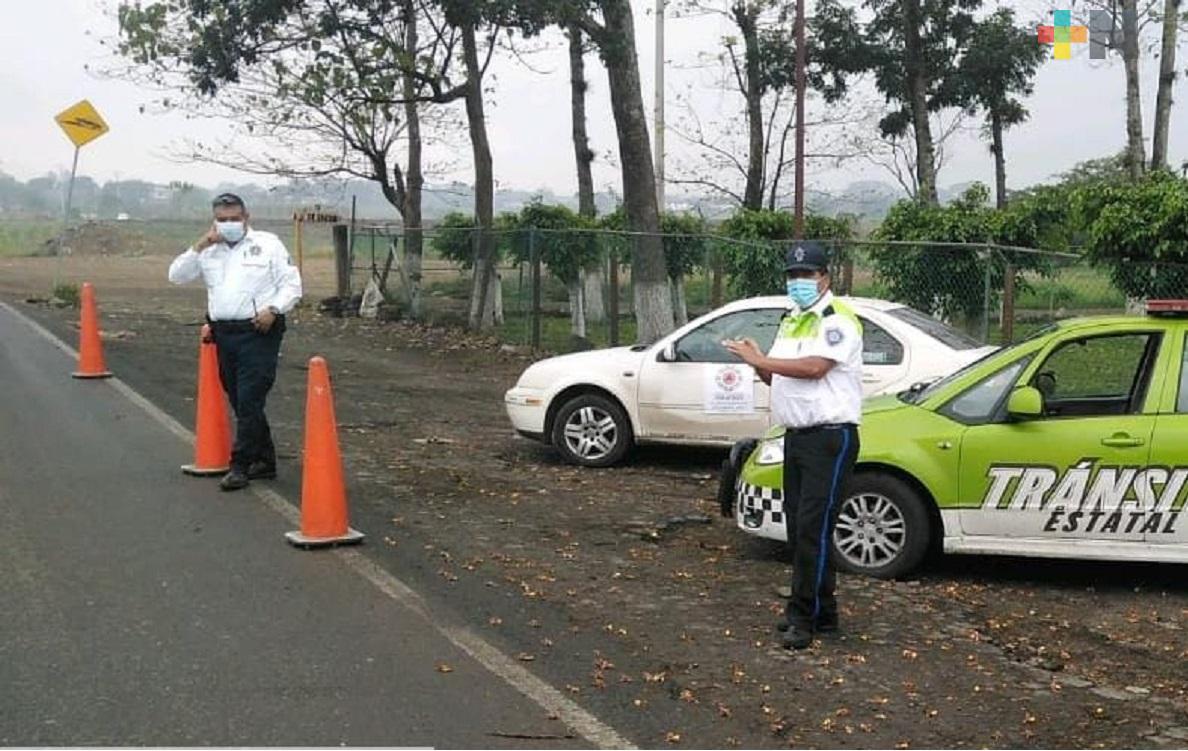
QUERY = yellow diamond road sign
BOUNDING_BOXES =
[55,99,109,148]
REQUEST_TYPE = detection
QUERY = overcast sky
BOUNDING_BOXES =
[2,0,1185,202]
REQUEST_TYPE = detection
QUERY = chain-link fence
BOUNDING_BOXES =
[331,227,1188,352]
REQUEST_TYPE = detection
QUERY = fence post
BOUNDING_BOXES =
[609,249,620,346]
[333,224,350,299]
[531,227,541,351]
[980,245,992,344]
[1002,260,1016,344]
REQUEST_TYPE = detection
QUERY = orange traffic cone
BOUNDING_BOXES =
[285,356,364,548]
[182,325,232,476]
[71,282,112,379]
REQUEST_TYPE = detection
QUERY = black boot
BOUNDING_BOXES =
[220,468,250,491]
[247,461,277,480]
[781,625,813,650]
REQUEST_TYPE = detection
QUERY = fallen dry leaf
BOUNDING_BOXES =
[435,662,454,673]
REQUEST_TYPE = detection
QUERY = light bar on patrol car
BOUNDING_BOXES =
[1146,300,1188,316]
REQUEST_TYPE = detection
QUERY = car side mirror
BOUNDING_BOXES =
[1006,386,1043,419]
[657,343,676,362]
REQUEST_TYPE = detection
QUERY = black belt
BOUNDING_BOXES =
[209,318,257,332]
[208,316,286,333]
[784,422,855,435]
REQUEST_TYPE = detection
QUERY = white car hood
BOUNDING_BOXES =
[514,346,647,389]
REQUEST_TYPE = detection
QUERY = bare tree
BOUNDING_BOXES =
[862,111,967,200]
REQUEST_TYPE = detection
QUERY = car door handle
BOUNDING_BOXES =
[1101,435,1145,448]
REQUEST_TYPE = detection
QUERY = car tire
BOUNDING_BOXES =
[718,438,759,517]
[550,393,633,467]
[830,473,932,579]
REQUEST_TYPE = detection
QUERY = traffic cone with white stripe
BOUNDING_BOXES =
[285,356,364,548]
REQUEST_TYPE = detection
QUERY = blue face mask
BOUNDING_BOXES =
[786,278,820,309]
[216,220,246,244]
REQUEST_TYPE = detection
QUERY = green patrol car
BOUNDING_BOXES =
[719,300,1188,579]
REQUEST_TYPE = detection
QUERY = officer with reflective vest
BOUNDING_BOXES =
[725,240,862,649]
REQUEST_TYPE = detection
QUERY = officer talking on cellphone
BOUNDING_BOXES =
[724,241,862,649]
[168,193,303,491]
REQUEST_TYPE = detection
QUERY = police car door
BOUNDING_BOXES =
[636,307,782,442]
[955,329,1162,545]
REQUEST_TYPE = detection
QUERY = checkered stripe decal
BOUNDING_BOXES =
[738,482,785,524]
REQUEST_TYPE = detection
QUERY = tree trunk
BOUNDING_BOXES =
[489,267,503,325]
[1121,0,1146,181]
[670,276,688,326]
[990,110,1007,209]
[569,24,598,331]
[1150,0,1180,171]
[734,2,765,211]
[597,0,674,344]
[583,267,607,323]
[402,0,424,320]
[903,0,939,205]
[569,25,597,219]
[461,23,498,329]
[568,278,587,338]
[711,248,724,307]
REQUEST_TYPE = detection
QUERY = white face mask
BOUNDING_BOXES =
[216,220,246,243]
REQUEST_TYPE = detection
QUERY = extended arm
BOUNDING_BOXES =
[723,338,836,380]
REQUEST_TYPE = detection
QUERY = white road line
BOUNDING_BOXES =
[1,300,634,750]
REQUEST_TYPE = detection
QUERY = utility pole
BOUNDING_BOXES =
[793,0,806,239]
[654,0,666,212]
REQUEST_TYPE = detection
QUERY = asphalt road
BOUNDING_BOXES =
[0,303,605,747]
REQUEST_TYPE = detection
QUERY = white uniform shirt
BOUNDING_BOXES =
[767,290,864,429]
[168,230,303,321]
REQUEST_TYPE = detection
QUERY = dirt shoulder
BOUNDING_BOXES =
[4,254,1187,749]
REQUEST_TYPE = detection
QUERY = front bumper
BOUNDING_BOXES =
[735,481,790,542]
[504,387,547,437]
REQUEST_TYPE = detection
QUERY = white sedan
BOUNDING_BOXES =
[505,296,996,466]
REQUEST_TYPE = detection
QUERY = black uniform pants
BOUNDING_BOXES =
[210,319,284,472]
[782,424,860,630]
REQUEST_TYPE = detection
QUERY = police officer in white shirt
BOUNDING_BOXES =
[725,241,862,649]
[169,193,303,491]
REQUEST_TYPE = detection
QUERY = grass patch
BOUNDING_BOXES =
[497,312,640,351]
[0,219,60,256]
[52,282,80,307]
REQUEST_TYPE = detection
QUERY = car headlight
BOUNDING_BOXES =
[754,437,784,465]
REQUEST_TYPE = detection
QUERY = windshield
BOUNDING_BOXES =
[899,323,1058,404]
[887,306,982,350]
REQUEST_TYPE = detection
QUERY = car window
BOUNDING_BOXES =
[939,357,1031,424]
[1179,333,1188,413]
[674,308,785,363]
[1030,332,1158,416]
[858,316,904,366]
[886,306,982,350]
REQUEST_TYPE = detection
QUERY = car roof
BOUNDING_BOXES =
[1050,314,1186,331]
[730,295,903,313]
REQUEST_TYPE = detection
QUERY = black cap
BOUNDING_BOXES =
[785,240,829,272]
[211,192,246,210]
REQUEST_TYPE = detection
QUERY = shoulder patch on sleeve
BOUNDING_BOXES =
[824,326,844,346]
